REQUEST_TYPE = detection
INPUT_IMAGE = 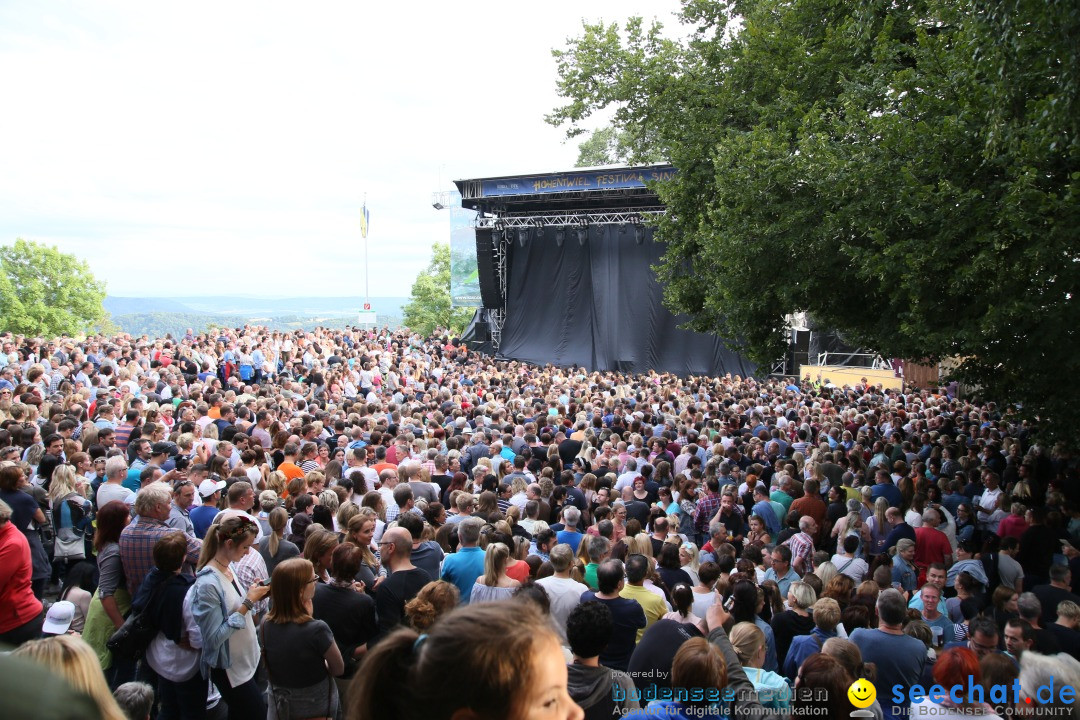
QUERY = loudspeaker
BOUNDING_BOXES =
[475,228,503,310]
[473,321,491,341]
[790,329,811,370]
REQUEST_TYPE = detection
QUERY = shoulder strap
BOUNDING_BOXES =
[813,634,824,650]
[837,556,855,573]
[258,622,276,687]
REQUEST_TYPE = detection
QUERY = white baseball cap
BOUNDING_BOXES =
[42,600,76,635]
[198,477,227,498]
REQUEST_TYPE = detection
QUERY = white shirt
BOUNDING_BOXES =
[147,585,200,682]
[97,482,136,508]
[831,553,869,583]
[211,565,260,688]
[536,576,588,643]
[978,488,1002,516]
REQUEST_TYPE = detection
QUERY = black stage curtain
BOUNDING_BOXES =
[497,225,756,376]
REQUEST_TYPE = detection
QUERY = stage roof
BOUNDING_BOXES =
[455,164,675,216]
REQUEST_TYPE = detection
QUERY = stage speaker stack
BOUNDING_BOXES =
[475,227,504,310]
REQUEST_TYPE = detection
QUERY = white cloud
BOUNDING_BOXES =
[0,0,679,297]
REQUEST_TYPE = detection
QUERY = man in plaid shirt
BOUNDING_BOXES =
[120,483,202,596]
[784,516,819,575]
[693,478,723,546]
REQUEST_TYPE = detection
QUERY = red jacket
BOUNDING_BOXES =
[0,522,43,633]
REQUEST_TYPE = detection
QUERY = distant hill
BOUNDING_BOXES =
[104,296,196,315]
[106,296,408,317]
[105,296,409,337]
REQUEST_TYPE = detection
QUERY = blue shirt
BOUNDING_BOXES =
[556,529,584,553]
[783,628,837,679]
[190,505,219,540]
[907,589,948,617]
[441,546,486,604]
[871,482,904,509]
[851,628,927,719]
[123,460,148,494]
[764,567,800,597]
[752,500,780,534]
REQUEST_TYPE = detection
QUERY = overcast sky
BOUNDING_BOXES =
[0,1,679,298]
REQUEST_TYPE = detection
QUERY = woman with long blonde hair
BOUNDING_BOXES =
[865,497,891,557]
[14,634,128,720]
[728,622,791,710]
[48,463,93,575]
[469,542,519,603]
[257,506,299,577]
[345,511,382,591]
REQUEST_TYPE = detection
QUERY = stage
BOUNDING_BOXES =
[454,165,756,377]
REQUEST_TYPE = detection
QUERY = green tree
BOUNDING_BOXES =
[575,127,629,167]
[0,238,107,337]
[548,0,1080,446]
[403,243,472,337]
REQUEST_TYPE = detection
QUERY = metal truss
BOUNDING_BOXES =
[490,238,509,352]
[476,208,665,228]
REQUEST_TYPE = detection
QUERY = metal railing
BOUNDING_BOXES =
[814,352,890,369]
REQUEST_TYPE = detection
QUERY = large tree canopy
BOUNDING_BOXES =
[403,243,472,337]
[548,0,1079,446]
[0,238,107,338]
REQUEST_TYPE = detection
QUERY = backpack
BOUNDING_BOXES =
[981,552,1002,593]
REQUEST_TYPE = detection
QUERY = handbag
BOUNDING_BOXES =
[53,494,88,561]
[54,529,85,560]
[106,581,162,659]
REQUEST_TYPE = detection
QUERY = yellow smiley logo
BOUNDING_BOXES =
[848,678,876,709]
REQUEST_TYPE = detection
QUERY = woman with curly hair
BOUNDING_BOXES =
[404,579,460,632]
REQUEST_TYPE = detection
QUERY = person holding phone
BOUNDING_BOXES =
[192,515,270,720]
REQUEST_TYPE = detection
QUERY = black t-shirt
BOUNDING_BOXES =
[627,619,703,693]
[261,620,335,688]
[826,501,847,524]
[431,474,452,494]
[625,500,651,529]
[312,583,377,676]
[1033,584,1080,627]
[656,566,693,593]
[375,567,431,638]
[580,591,646,672]
[558,438,583,467]
[1018,525,1060,579]
[564,486,588,514]
[771,610,815,668]
[1045,622,1080,662]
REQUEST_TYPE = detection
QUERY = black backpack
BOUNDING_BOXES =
[980,552,1002,593]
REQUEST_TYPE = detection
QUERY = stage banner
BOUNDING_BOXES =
[449,190,481,307]
[480,167,676,197]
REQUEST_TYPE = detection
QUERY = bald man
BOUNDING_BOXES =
[373,527,431,639]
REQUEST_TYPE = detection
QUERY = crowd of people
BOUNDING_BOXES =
[0,324,1079,720]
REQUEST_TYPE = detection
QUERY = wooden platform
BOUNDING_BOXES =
[798,365,903,390]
